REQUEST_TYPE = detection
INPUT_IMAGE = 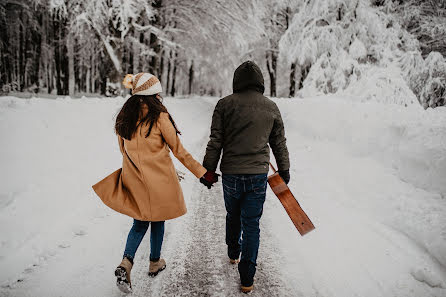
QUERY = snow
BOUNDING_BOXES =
[349,39,367,61]
[268,96,446,296]
[342,65,419,105]
[0,95,445,296]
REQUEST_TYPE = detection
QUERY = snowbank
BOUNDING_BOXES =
[275,96,446,196]
[270,96,446,295]
[0,96,126,286]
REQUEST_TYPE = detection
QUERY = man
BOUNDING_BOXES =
[200,60,290,293]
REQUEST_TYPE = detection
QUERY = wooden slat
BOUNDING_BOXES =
[267,172,315,236]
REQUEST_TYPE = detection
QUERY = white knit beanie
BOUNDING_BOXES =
[122,73,162,95]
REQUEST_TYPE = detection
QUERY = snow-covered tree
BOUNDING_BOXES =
[0,1,42,93]
[393,0,446,108]
[279,0,423,104]
[72,0,157,74]
[395,0,446,58]
[419,52,446,108]
[401,50,446,108]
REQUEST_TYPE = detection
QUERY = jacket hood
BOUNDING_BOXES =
[233,61,265,94]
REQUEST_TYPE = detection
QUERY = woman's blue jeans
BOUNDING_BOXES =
[222,173,268,287]
[123,219,165,262]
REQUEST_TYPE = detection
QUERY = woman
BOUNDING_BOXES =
[92,73,218,293]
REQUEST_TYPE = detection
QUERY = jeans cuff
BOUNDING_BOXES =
[150,257,160,262]
[123,254,134,264]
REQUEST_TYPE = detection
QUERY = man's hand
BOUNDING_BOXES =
[200,171,220,189]
[278,169,290,184]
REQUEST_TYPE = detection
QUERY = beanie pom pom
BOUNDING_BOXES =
[122,74,134,89]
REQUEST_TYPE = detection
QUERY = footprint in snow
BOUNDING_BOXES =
[411,267,444,289]
[74,230,87,236]
[58,243,71,249]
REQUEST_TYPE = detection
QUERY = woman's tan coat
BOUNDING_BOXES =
[92,112,207,221]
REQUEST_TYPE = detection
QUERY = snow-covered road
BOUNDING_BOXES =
[0,95,445,297]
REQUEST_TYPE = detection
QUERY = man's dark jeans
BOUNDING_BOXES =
[222,173,267,287]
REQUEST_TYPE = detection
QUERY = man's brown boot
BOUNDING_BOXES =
[241,284,254,294]
[148,258,166,277]
[115,257,133,293]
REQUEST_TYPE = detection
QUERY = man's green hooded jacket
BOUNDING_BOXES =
[203,61,290,174]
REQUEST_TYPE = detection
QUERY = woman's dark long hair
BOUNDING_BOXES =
[115,94,181,140]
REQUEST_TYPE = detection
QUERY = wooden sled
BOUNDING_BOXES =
[267,163,315,236]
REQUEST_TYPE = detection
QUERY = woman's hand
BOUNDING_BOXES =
[199,171,219,189]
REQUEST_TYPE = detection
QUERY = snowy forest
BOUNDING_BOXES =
[0,0,445,108]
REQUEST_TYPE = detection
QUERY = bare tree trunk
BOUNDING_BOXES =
[99,54,108,96]
[90,55,94,93]
[298,64,311,90]
[0,18,6,87]
[52,12,70,95]
[19,10,25,91]
[170,51,177,97]
[138,23,145,71]
[166,50,172,93]
[289,62,296,97]
[129,42,134,74]
[159,50,164,82]
[148,0,162,76]
[86,66,91,93]
[148,32,159,75]
[266,50,277,97]
[61,18,69,95]
[42,11,50,93]
[67,35,75,95]
[92,56,97,93]
[74,42,81,93]
[47,64,52,94]
[53,14,63,95]
[188,60,194,95]
[33,11,43,93]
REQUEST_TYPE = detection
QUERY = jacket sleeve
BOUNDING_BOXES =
[158,112,207,179]
[203,100,224,171]
[269,104,290,171]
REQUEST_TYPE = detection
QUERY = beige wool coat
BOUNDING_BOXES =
[92,112,207,221]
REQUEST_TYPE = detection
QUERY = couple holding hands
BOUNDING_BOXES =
[93,61,290,294]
